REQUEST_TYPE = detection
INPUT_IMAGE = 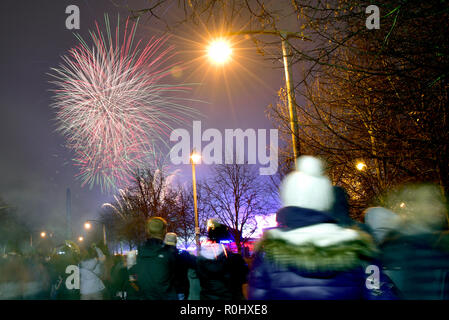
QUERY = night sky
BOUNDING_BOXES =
[0,0,286,236]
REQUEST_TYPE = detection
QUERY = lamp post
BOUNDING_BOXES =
[84,220,107,246]
[190,149,201,255]
[207,31,310,167]
[280,34,300,163]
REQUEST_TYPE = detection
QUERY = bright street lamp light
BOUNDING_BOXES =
[206,31,305,166]
[78,236,84,242]
[190,152,202,164]
[84,220,106,246]
[356,162,367,171]
[207,39,232,64]
[40,232,46,238]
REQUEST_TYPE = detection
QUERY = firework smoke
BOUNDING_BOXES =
[49,15,198,192]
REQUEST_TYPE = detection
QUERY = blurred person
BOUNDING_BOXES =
[0,253,29,299]
[131,217,178,300]
[380,184,449,299]
[248,156,395,300]
[48,241,81,300]
[22,251,51,299]
[195,219,249,300]
[187,268,201,300]
[79,245,106,300]
[124,250,140,300]
[364,207,401,245]
[108,254,129,300]
[164,232,195,300]
[329,186,371,233]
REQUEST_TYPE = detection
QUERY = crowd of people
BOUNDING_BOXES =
[1,155,449,300]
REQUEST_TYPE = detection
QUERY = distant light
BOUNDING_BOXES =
[356,162,367,171]
[208,39,232,64]
[253,213,277,238]
[40,232,46,238]
[84,222,92,230]
[400,202,406,208]
[78,236,84,242]
[190,152,202,164]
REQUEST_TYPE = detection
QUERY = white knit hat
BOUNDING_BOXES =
[279,156,334,212]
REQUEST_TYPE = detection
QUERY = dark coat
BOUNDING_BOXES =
[108,260,129,299]
[132,238,177,300]
[248,206,395,300]
[380,231,449,299]
[167,246,195,299]
[329,186,371,234]
[195,243,249,300]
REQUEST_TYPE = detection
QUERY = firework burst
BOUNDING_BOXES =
[49,15,199,192]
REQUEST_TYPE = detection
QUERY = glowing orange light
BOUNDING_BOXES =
[356,162,367,171]
[190,152,202,164]
[208,39,232,64]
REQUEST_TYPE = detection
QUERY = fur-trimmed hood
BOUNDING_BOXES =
[256,223,377,272]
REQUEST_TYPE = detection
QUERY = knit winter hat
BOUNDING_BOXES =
[147,217,167,240]
[164,232,178,246]
[279,156,334,212]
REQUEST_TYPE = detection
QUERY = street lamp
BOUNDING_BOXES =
[207,31,309,167]
[78,236,84,242]
[190,149,201,255]
[208,38,232,64]
[356,162,367,171]
[40,232,47,238]
[84,220,106,246]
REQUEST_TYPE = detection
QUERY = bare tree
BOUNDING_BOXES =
[100,167,180,247]
[202,162,273,253]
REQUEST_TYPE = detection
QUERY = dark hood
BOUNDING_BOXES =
[137,238,167,258]
[329,186,354,226]
[276,206,337,230]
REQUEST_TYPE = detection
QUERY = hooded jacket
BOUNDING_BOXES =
[196,241,249,300]
[248,206,389,300]
[132,238,177,300]
[380,231,449,299]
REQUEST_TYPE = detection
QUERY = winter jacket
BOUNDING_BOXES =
[80,257,105,295]
[132,238,177,300]
[187,268,201,300]
[166,247,195,299]
[329,186,371,234]
[108,260,129,299]
[380,231,449,299]
[248,206,395,300]
[196,242,249,300]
